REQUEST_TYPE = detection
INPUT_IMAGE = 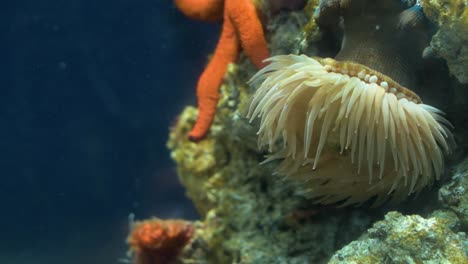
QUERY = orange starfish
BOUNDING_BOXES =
[175,0,270,141]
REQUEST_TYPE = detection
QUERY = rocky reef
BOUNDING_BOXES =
[129,0,468,263]
[422,0,468,84]
[329,211,467,263]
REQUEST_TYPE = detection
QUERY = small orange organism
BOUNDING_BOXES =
[127,218,194,264]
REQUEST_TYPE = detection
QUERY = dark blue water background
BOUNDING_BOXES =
[0,0,218,263]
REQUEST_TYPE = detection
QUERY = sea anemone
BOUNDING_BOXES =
[247,0,454,206]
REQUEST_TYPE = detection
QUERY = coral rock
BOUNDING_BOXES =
[439,157,468,229]
[422,0,468,84]
[329,211,468,263]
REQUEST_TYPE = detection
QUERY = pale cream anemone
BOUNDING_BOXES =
[247,1,454,206]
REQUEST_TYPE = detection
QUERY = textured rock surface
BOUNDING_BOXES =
[422,0,468,84]
[329,211,468,263]
[439,157,468,229]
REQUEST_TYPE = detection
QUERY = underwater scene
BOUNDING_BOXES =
[2,0,468,263]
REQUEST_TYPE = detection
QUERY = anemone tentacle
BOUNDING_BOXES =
[248,55,453,206]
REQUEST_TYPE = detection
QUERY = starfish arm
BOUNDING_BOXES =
[174,0,224,22]
[188,12,240,141]
[226,0,270,69]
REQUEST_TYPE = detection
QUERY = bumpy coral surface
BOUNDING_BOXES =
[329,211,468,263]
[422,0,468,84]
[439,157,468,229]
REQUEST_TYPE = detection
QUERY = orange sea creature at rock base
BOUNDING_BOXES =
[174,0,270,141]
[127,218,194,264]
